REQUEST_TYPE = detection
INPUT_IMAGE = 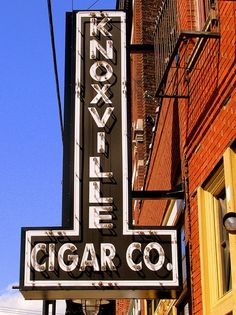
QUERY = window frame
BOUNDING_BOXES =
[198,147,236,315]
[195,0,217,31]
[155,200,192,315]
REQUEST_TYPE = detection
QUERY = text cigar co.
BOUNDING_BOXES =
[20,11,179,299]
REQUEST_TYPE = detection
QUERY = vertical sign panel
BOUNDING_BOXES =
[20,11,180,300]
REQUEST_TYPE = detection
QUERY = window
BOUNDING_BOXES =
[217,191,232,294]
[178,302,190,315]
[181,225,187,286]
[198,147,236,315]
[157,200,191,315]
[196,0,217,30]
[143,300,156,315]
[147,300,152,315]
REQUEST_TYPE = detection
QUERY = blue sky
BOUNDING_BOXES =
[0,0,115,313]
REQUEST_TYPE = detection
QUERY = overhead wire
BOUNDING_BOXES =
[88,0,101,9]
[47,0,64,144]
[17,1,116,313]
[46,0,109,146]
[0,306,41,314]
[0,305,64,315]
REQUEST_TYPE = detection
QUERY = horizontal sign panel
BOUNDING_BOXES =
[20,11,180,300]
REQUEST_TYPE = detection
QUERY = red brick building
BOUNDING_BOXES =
[117,0,236,314]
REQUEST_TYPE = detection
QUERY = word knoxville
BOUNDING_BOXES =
[88,15,115,228]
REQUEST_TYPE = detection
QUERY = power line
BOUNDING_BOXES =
[0,306,41,314]
[88,0,101,9]
[0,306,64,315]
[47,0,64,144]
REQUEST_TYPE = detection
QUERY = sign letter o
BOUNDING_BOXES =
[90,61,113,82]
[143,242,165,271]
[126,242,142,271]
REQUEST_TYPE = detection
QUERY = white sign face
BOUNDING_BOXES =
[20,11,180,300]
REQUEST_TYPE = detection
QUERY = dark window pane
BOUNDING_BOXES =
[217,191,232,293]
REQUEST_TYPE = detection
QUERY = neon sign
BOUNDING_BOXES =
[20,11,180,300]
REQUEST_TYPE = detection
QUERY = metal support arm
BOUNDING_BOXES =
[132,187,184,200]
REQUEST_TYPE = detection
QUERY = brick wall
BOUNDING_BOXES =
[131,0,236,314]
[177,1,236,314]
[117,0,236,314]
[138,98,181,226]
[116,0,161,313]
[116,300,130,315]
[131,0,160,169]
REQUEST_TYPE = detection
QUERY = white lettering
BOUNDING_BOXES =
[89,156,113,178]
[89,206,113,229]
[90,84,112,104]
[126,243,142,271]
[90,39,113,60]
[31,242,119,273]
[143,242,165,271]
[88,16,115,234]
[79,243,99,271]
[88,107,114,128]
[89,61,113,82]
[97,132,105,153]
[31,243,47,272]
[126,242,165,271]
[90,17,112,37]
[30,242,166,274]
[48,243,55,271]
[58,243,78,272]
[101,243,116,271]
[89,181,113,204]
